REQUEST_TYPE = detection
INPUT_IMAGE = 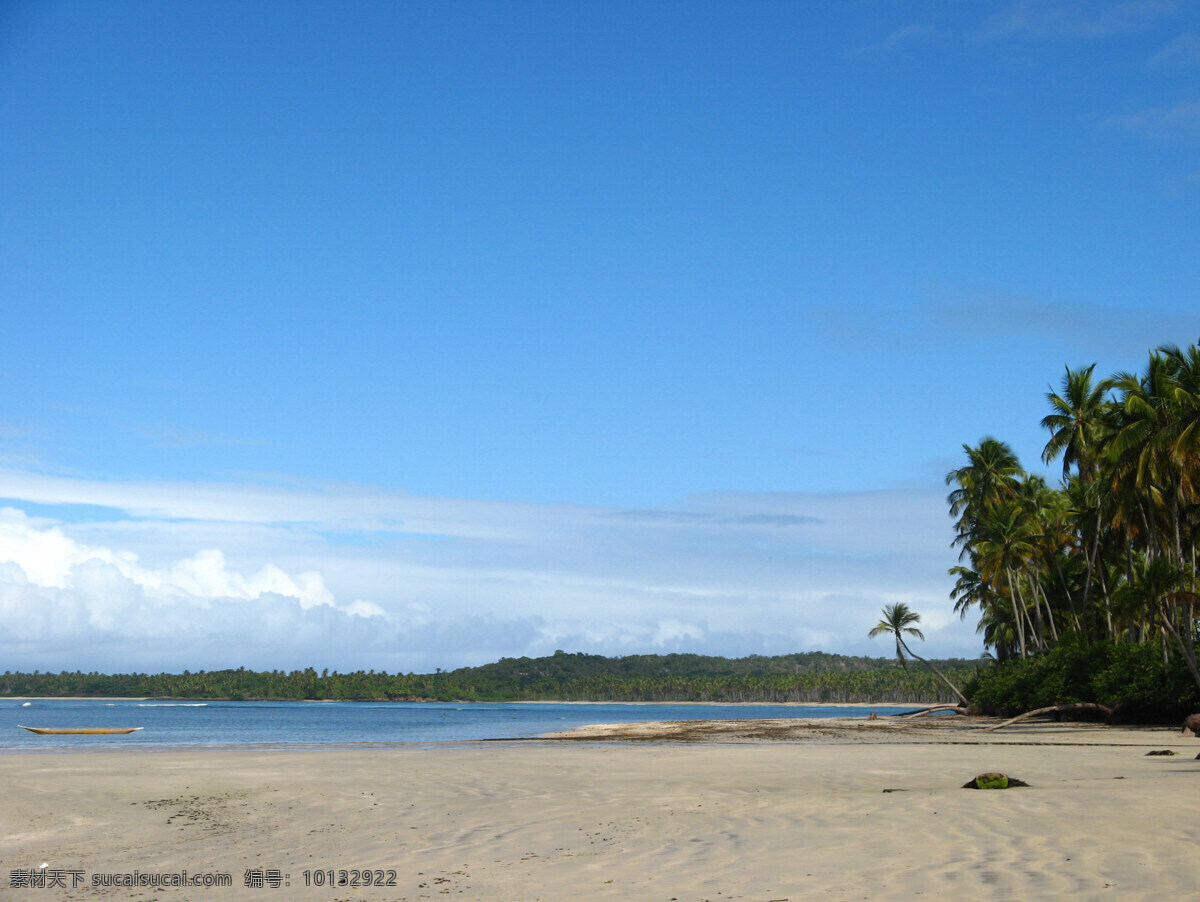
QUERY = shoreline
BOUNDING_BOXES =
[536,714,1189,745]
[5,696,938,706]
[512,699,927,707]
[2,720,1197,900]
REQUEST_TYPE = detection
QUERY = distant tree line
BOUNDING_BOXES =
[0,651,979,704]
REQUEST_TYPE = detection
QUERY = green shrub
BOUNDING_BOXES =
[967,637,1198,722]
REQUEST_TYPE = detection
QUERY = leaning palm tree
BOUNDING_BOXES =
[869,602,970,706]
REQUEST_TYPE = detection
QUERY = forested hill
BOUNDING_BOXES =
[442,650,979,702]
[456,648,975,680]
[0,650,981,704]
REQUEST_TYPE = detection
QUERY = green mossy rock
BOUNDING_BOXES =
[963,772,1029,789]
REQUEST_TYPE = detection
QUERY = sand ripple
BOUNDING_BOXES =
[1,723,1197,900]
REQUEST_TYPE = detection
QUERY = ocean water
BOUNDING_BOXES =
[2,699,913,750]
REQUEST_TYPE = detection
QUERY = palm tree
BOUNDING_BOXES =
[949,563,992,623]
[868,603,969,706]
[1159,342,1200,495]
[972,497,1042,657]
[1041,363,1112,482]
[946,437,1024,550]
[1063,467,1115,639]
[974,604,1019,663]
[1115,555,1200,692]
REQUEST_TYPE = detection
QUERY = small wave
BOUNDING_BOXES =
[137,703,208,707]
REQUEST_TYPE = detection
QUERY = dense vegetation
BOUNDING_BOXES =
[951,339,1200,719]
[964,638,1197,722]
[0,651,978,704]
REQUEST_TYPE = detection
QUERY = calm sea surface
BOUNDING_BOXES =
[1,699,913,750]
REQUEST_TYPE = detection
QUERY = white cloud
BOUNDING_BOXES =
[978,0,1182,41]
[343,599,388,618]
[1107,99,1200,139]
[1148,32,1200,67]
[848,24,941,59]
[650,619,706,646]
[0,472,981,673]
[0,508,333,609]
[162,549,333,609]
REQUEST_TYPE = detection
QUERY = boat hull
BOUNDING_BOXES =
[19,726,143,735]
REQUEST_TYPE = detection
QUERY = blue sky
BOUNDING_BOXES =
[1,1,1198,673]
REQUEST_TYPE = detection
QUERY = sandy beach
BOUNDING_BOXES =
[2,717,1198,901]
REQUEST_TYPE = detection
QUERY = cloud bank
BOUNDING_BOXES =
[0,470,978,673]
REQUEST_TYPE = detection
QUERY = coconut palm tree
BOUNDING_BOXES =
[973,496,1044,656]
[1041,363,1113,482]
[949,563,992,623]
[1159,343,1200,493]
[1114,555,1200,691]
[946,437,1024,551]
[868,603,969,706]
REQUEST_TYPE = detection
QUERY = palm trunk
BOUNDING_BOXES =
[1156,602,1200,693]
[1036,578,1059,644]
[1049,551,1080,634]
[1006,566,1027,658]
[1082,508,1101,641]
[1171,491,1184,569]
[898,637,969,707]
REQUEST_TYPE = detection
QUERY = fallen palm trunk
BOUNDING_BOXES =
[983,702,1112,732]
[891,704,969,718]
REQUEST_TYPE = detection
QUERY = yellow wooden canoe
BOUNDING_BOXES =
[19,725,143,735]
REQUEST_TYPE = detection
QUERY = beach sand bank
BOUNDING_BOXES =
[2,717,1197,900]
